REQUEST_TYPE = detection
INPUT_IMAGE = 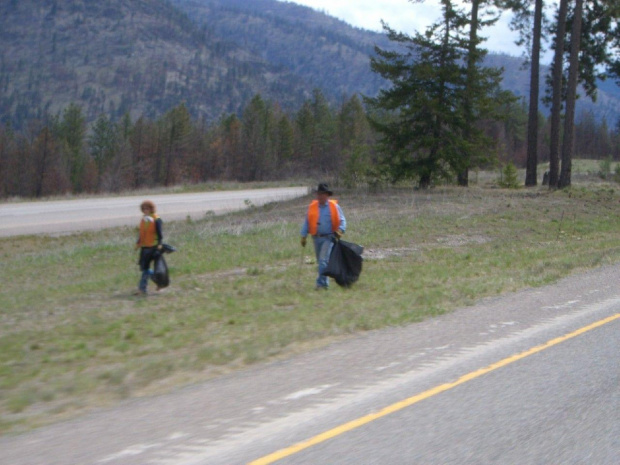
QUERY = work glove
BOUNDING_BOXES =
[300,236,307,247]
[157,244,163,251]
[334,230,343,240]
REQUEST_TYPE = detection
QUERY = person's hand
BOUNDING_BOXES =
[157,244,163,251]
[334,230,343,240]
[134,243,140,251]
[300,236,307,247]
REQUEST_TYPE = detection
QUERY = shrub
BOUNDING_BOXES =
[498,162,520,188]
[599,156,612,180]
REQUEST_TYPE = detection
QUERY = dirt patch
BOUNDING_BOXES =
[364,247,419,260]
[364,235,491,260]
[436,234,492,247]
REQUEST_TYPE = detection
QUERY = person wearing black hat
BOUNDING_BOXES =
[300,183,347,290]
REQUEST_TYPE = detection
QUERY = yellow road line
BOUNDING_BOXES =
[249,313,620,465]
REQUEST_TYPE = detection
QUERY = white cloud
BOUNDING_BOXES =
[278,0,525,58]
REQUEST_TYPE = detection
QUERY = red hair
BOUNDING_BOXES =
[140,200,156,212]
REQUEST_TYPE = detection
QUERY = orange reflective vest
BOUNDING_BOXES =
[138,214,160,247]
[307,199,340,236]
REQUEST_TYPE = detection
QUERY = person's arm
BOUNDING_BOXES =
[337,204,346,234]
[299,216,309,247]
[135,221,142,249]
[155,218,163,246]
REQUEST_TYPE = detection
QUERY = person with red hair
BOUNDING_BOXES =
[134,200,163,295]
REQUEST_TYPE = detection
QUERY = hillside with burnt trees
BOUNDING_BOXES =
[2,0,619,130]
[0,0,619,198]
[0,0,309,127]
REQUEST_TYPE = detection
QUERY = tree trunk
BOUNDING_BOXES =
[558,0,584,189]
[525,0,543,186]
[548,0,569,188]
[459,0,480,187]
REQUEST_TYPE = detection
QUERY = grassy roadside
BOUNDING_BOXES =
[1,179,620,434]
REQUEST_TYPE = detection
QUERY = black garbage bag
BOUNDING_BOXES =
[152,253,169,288]
[151,244,176,289]
[322,239,364,287]
[161,243,177,254]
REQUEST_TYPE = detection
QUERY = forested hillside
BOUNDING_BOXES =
[0,0,308,127]
[0,0,619,199]
[169,0,391,100]
[1,0,618,129]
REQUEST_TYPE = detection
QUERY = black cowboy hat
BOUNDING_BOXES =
[316,183,333,196]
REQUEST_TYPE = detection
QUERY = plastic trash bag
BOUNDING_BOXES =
[152,253,169,288]
[161,243,177,254]
[322,239,364,287]
[151,243,176,289]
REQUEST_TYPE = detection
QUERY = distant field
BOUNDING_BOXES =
[2,169,620,434]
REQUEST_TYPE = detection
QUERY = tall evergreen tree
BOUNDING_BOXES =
[56,103,87,192]
[294,90,336,175]
[309,89,336,172]
[502,0,548,186]
[129,117,155,189]
[339,94,375,186]
[241,94,273,181]
[367,1,509,187]
[221,114,242,180]
[548,0,618,188]
[31,125,55,198]
[367,2,468,187]
[547,0,569,187]
[159,103,192,186]
[294,100,315,171]
[460,0,510,186]
[89,113,118,190]
[275,114,294,170]
[558,0,584,188]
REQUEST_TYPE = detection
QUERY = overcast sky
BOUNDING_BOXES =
[278,0,527,59]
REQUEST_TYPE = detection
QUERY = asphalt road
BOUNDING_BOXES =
[1,263,618,465]
[0,187,308,237]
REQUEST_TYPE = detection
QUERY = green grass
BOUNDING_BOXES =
[1,180,620,434]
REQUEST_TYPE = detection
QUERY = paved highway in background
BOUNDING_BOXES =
[1,263,618,464]
[0,187,309,237]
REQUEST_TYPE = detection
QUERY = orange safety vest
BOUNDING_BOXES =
[138,214,160,247]
[307,199,340,236]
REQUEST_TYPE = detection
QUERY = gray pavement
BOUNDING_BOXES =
[0,187,308,237]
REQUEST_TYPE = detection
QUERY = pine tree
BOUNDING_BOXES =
[460,0,513,186]
[339,94,375,186]
[548,0,619,188]
[57,103,87,192]
[367,1,508,188]
[558,0,584,188]
[309,89,336,171]
[158,103,192,186]
[241,94,271,181]
[89,113,118,190]
[276,114,294,169]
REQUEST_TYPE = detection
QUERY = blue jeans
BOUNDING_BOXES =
[313,235,334,288]
[139,269,154,292]
[138,247,156,292]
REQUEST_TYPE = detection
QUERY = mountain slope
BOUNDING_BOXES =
[0,0,309,126]
[170,0,390,100]
[173,0,620,124]
[0,0,618,128]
